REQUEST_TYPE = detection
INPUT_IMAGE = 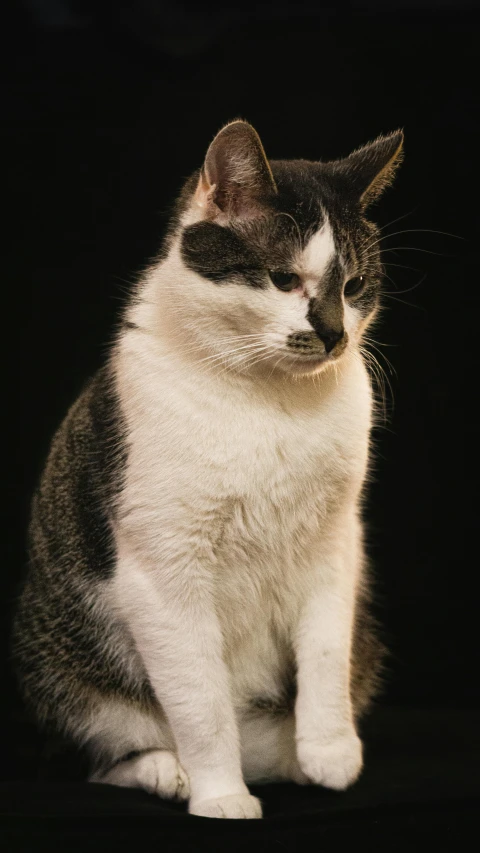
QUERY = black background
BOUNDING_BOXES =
[2,0,479,843]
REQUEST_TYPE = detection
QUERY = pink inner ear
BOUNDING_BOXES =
[194,170,214,208]
[193,170,224,221]
[193,168,269,224]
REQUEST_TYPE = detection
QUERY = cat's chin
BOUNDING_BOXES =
[280,354,338,377]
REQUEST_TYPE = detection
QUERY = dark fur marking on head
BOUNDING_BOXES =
[181,222,266,287]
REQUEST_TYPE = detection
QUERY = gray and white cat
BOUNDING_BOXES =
[12,121,403,818]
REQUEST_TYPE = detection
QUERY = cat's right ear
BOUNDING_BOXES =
[194,121,277,223]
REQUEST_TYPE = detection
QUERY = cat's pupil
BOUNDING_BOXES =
[344,276,365,297]
[269,271,299,291]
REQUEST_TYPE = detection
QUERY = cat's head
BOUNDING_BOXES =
[164,120,403,378]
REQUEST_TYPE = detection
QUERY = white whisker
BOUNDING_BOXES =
[358,227,464,255]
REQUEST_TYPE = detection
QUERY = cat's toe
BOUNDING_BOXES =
[141,749,191,800]
[189,793,262,819]
[297,731,363,790]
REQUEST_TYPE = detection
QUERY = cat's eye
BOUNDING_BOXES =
[344,276,366,298]
[269,271,300,292]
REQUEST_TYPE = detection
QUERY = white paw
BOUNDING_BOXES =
[297,732,363,790]
[189,793,262,819]
[92,749,190,801]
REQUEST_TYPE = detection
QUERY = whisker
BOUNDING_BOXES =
[381,270,400,290]
[196,342,273,367]
[359,342,395,424]
[245,345,284,372]
[363,339,397,377]
[221,343,281,376]
[384,273,428,296]
[358,227,464,255]
[382,293,426,311]
[361,337,398,348]
[375,209,417,234]
[383,261,421,273]
[264,349,293,380]
[155,332,269,362]
[380,246,454,257]
[333,362,339,387]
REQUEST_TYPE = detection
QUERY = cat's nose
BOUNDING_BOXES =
[319,328,344,353]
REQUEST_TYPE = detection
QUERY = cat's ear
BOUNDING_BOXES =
[194,120,277,222]
[333,131,404,207]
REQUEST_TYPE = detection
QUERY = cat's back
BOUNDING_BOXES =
[29,364,126,581]
[11,366,154,729]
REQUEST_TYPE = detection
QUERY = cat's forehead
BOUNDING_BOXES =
[239,162,343,276]
[270,160,327,237]
[267,160,369,275]
[300,223,337,281]
[180,158,373,287]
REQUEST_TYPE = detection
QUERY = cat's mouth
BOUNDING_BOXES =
[282,348,345,375]
[282,333,349,374]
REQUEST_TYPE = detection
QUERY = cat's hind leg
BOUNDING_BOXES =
[90,749,190,801]
[84,696,190,802]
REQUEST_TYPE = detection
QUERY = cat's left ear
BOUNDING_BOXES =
[333,130,404,207]
[195,120,277,222]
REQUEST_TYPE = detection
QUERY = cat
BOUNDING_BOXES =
[11,120,403,818]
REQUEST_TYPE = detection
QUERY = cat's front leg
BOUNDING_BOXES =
[294,538,363,791]
[115,542,261,819]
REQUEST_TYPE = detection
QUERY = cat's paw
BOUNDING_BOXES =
[91,749,190,801]
[296,732,363,790]
[189,793,262,819]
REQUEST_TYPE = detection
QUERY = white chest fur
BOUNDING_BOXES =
[114,331,372,709]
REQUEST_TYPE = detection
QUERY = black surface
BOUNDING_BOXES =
[3,1,479,849]
[3,708,479,850]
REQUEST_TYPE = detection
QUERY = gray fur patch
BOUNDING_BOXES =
[11,366,157,741]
